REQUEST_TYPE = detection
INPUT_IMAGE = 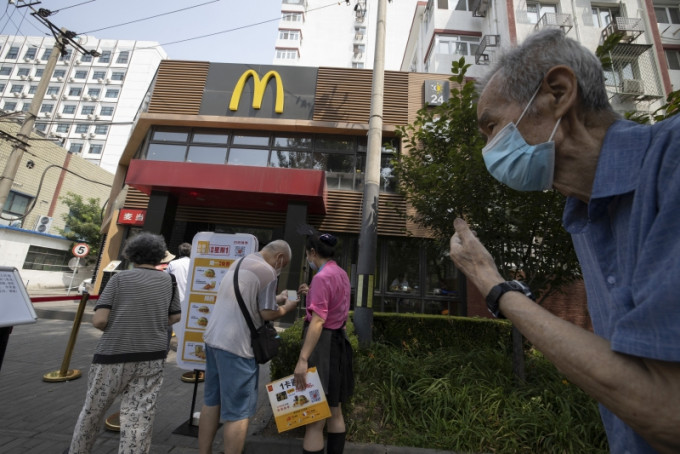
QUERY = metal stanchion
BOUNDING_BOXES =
[42,292,90,382]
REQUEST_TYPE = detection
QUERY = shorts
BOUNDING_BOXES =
[203,345,259,421]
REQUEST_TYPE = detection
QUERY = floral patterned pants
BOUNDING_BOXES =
[68,359,165,454]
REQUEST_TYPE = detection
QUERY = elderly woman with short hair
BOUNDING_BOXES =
[66,232,182,454]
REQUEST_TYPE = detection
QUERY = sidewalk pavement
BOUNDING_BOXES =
[0,292,457,454]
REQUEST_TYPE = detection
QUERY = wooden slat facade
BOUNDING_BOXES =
[124,189,410,237]
[313,68,409,126]
[147,61,210,115]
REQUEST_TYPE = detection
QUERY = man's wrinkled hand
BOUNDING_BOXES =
[449,218,503,294]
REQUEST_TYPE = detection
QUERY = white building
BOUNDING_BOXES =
[0,35,167,173]
[400,0,677,115]
[274,0,420,70]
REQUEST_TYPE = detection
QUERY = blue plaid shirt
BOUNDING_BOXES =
[563,116,680,453]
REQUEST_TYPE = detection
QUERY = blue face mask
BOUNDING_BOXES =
[482,87,561,191]
[307,260,318,272]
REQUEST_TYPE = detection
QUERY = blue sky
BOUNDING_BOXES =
[1,0,283,64]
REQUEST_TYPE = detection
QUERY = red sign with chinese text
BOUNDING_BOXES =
[117,209,146,226]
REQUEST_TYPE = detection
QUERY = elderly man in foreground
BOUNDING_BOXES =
[449,29,680,453]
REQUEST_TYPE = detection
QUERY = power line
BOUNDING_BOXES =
[81,0,220,34]
[145,1,340,49]
[0,162,112,222]
[0,5,17,36]
[52,0,97,14]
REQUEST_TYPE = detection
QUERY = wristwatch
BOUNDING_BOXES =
[485,280,535,318]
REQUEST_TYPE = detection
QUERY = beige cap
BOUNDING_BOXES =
[161,250,176,263]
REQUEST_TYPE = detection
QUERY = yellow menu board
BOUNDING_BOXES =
[266,367,331,432]
[175,232,258,370]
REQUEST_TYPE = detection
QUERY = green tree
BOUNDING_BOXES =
[393,58,581,302]
[57,192,103,262]
[393,58,582,382]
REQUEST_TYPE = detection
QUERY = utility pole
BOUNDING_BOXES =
[0,6,100,213]
[354,0,387,347]
[0,35,64,211]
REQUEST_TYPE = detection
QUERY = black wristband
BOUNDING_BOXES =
[485,280,535,318]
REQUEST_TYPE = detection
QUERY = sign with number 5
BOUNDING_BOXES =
[72,243,90,258]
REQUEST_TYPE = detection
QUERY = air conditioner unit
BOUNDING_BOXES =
[91,96,98,101]
[24,57,31,62]
[50,94,58,99]
[105,78,110,84]
[19,75,27,80]
[622,79,644,94]
[81,133,88,138]
[68,77,74,82]
[61,94,68,100]
[12,92,20,97]
[94,114,100,120]
[88,132,96,138]
[20,93,27,98]
[27,75,34,80]
[97,78,103,83]
[34,215,53,233]
[75,59,81,65]
[57,76,64,81]
[43,111,51,117]
[87,114,94,119]
[34,59,40,64]
[55,112,62,118]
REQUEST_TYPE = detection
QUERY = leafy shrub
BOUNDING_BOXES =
[271,313,607,453]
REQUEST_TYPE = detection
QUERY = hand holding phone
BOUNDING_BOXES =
[287,290,298,301]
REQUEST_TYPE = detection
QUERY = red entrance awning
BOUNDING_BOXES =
[125,160,327,214]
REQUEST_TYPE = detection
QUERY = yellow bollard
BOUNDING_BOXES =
[42,292,90,382]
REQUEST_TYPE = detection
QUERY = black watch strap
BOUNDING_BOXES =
[485,280,535,318]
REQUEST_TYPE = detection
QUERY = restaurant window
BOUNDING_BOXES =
[191,131,230,144]
[187,146,228,164]
[227,148,270,166]
[147,143,187,162]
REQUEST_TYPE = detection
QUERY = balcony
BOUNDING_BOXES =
[471,0,490,17]
[475,35,500,65]
[535,12,573,34]
[602,43,664,102]
[600,17,644,44]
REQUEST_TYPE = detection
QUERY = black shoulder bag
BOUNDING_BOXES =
[233,258,281,364]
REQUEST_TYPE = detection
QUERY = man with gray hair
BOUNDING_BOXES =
[449,29,680,452]
[198,239,300,454]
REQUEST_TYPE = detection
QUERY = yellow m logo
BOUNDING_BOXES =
[229,70,284,114]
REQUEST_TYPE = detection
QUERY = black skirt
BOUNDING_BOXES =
[303,322,355,407]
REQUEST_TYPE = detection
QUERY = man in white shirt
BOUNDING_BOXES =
[198,240,299,454]
[166,242,191,303]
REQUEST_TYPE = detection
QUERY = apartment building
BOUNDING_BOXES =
[401,0,678,115]
[0,34,167,173]
[274,0,420,70]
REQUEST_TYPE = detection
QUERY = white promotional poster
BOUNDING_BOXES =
[175,232,258,371]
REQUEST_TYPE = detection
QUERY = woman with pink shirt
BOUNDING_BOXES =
[294,232,354,454]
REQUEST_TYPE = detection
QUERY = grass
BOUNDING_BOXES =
[344,340,608,453]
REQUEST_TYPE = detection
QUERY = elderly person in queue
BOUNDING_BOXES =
[66,232,182,454]
[449,29,680,453]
